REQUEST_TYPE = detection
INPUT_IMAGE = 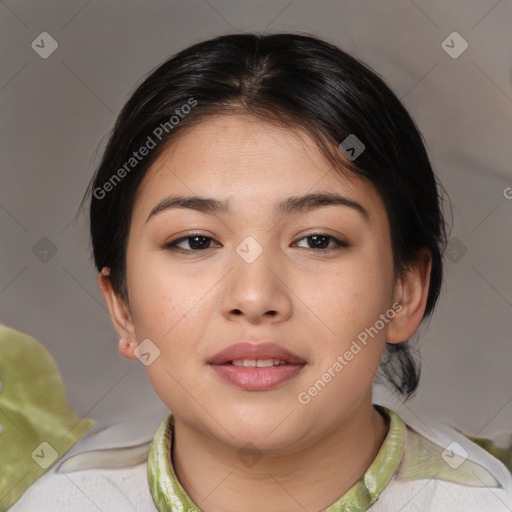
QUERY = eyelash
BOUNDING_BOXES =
[164,232,349,253]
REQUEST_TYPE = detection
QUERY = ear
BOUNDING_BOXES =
[386,249,432,344]
[97,267,138,360]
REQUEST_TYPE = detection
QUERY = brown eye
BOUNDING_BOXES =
[165,234,221,252]
[295,233,349,251]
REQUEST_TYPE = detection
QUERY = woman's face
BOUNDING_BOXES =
[121,114,400,451]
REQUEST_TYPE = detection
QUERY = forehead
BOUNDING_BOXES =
[133,114,387,224]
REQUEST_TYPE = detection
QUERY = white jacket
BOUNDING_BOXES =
[7,402,512,512]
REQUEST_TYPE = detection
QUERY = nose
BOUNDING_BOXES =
[221,242,293,325]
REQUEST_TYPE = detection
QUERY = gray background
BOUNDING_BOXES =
[1,0,511,440]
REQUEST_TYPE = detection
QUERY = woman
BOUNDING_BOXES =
[4,32,512,511]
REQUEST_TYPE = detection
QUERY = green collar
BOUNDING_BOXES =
[147,405,405,511]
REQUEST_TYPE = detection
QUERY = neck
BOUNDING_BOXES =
[172,394,389,512]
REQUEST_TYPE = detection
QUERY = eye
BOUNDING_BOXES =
[165,234,221,252]
[164,232,349,253]
[294,233,349,251]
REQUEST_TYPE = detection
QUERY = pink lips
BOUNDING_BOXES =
[208,342,306,391]
[208,342,306,365]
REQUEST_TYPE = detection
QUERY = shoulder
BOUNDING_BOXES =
[7,412,168,512]
[373,403,512,511]
[8,461,157,512]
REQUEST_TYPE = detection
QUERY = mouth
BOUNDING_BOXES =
[208,342,306,391]
[230,358,290,367]
[209,362,305,391]
[208,341,306,366]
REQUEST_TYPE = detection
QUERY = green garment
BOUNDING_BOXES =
[458,431,512,473]
[147,405,406,511]
[0,326,95,512]
[147,405,504,512]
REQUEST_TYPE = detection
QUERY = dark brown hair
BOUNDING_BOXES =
[81,32,447,398]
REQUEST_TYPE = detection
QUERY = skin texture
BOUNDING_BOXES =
[99,114,431,512]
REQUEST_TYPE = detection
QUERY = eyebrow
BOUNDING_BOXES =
[145,192,370,223]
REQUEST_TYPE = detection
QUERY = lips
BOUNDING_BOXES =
[208,342,306,391]
[208,342,306,365]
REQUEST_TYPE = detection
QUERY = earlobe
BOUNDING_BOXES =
[117,337,139,360]
[97,267,138,360]
[386,249,432,344]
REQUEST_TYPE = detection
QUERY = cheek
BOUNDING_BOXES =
[305,257,394,342]
[299,259,395,399]
[300,271,391,415]
[126,260,215,409]
[126,256,222,378]
[127,254,205,338]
